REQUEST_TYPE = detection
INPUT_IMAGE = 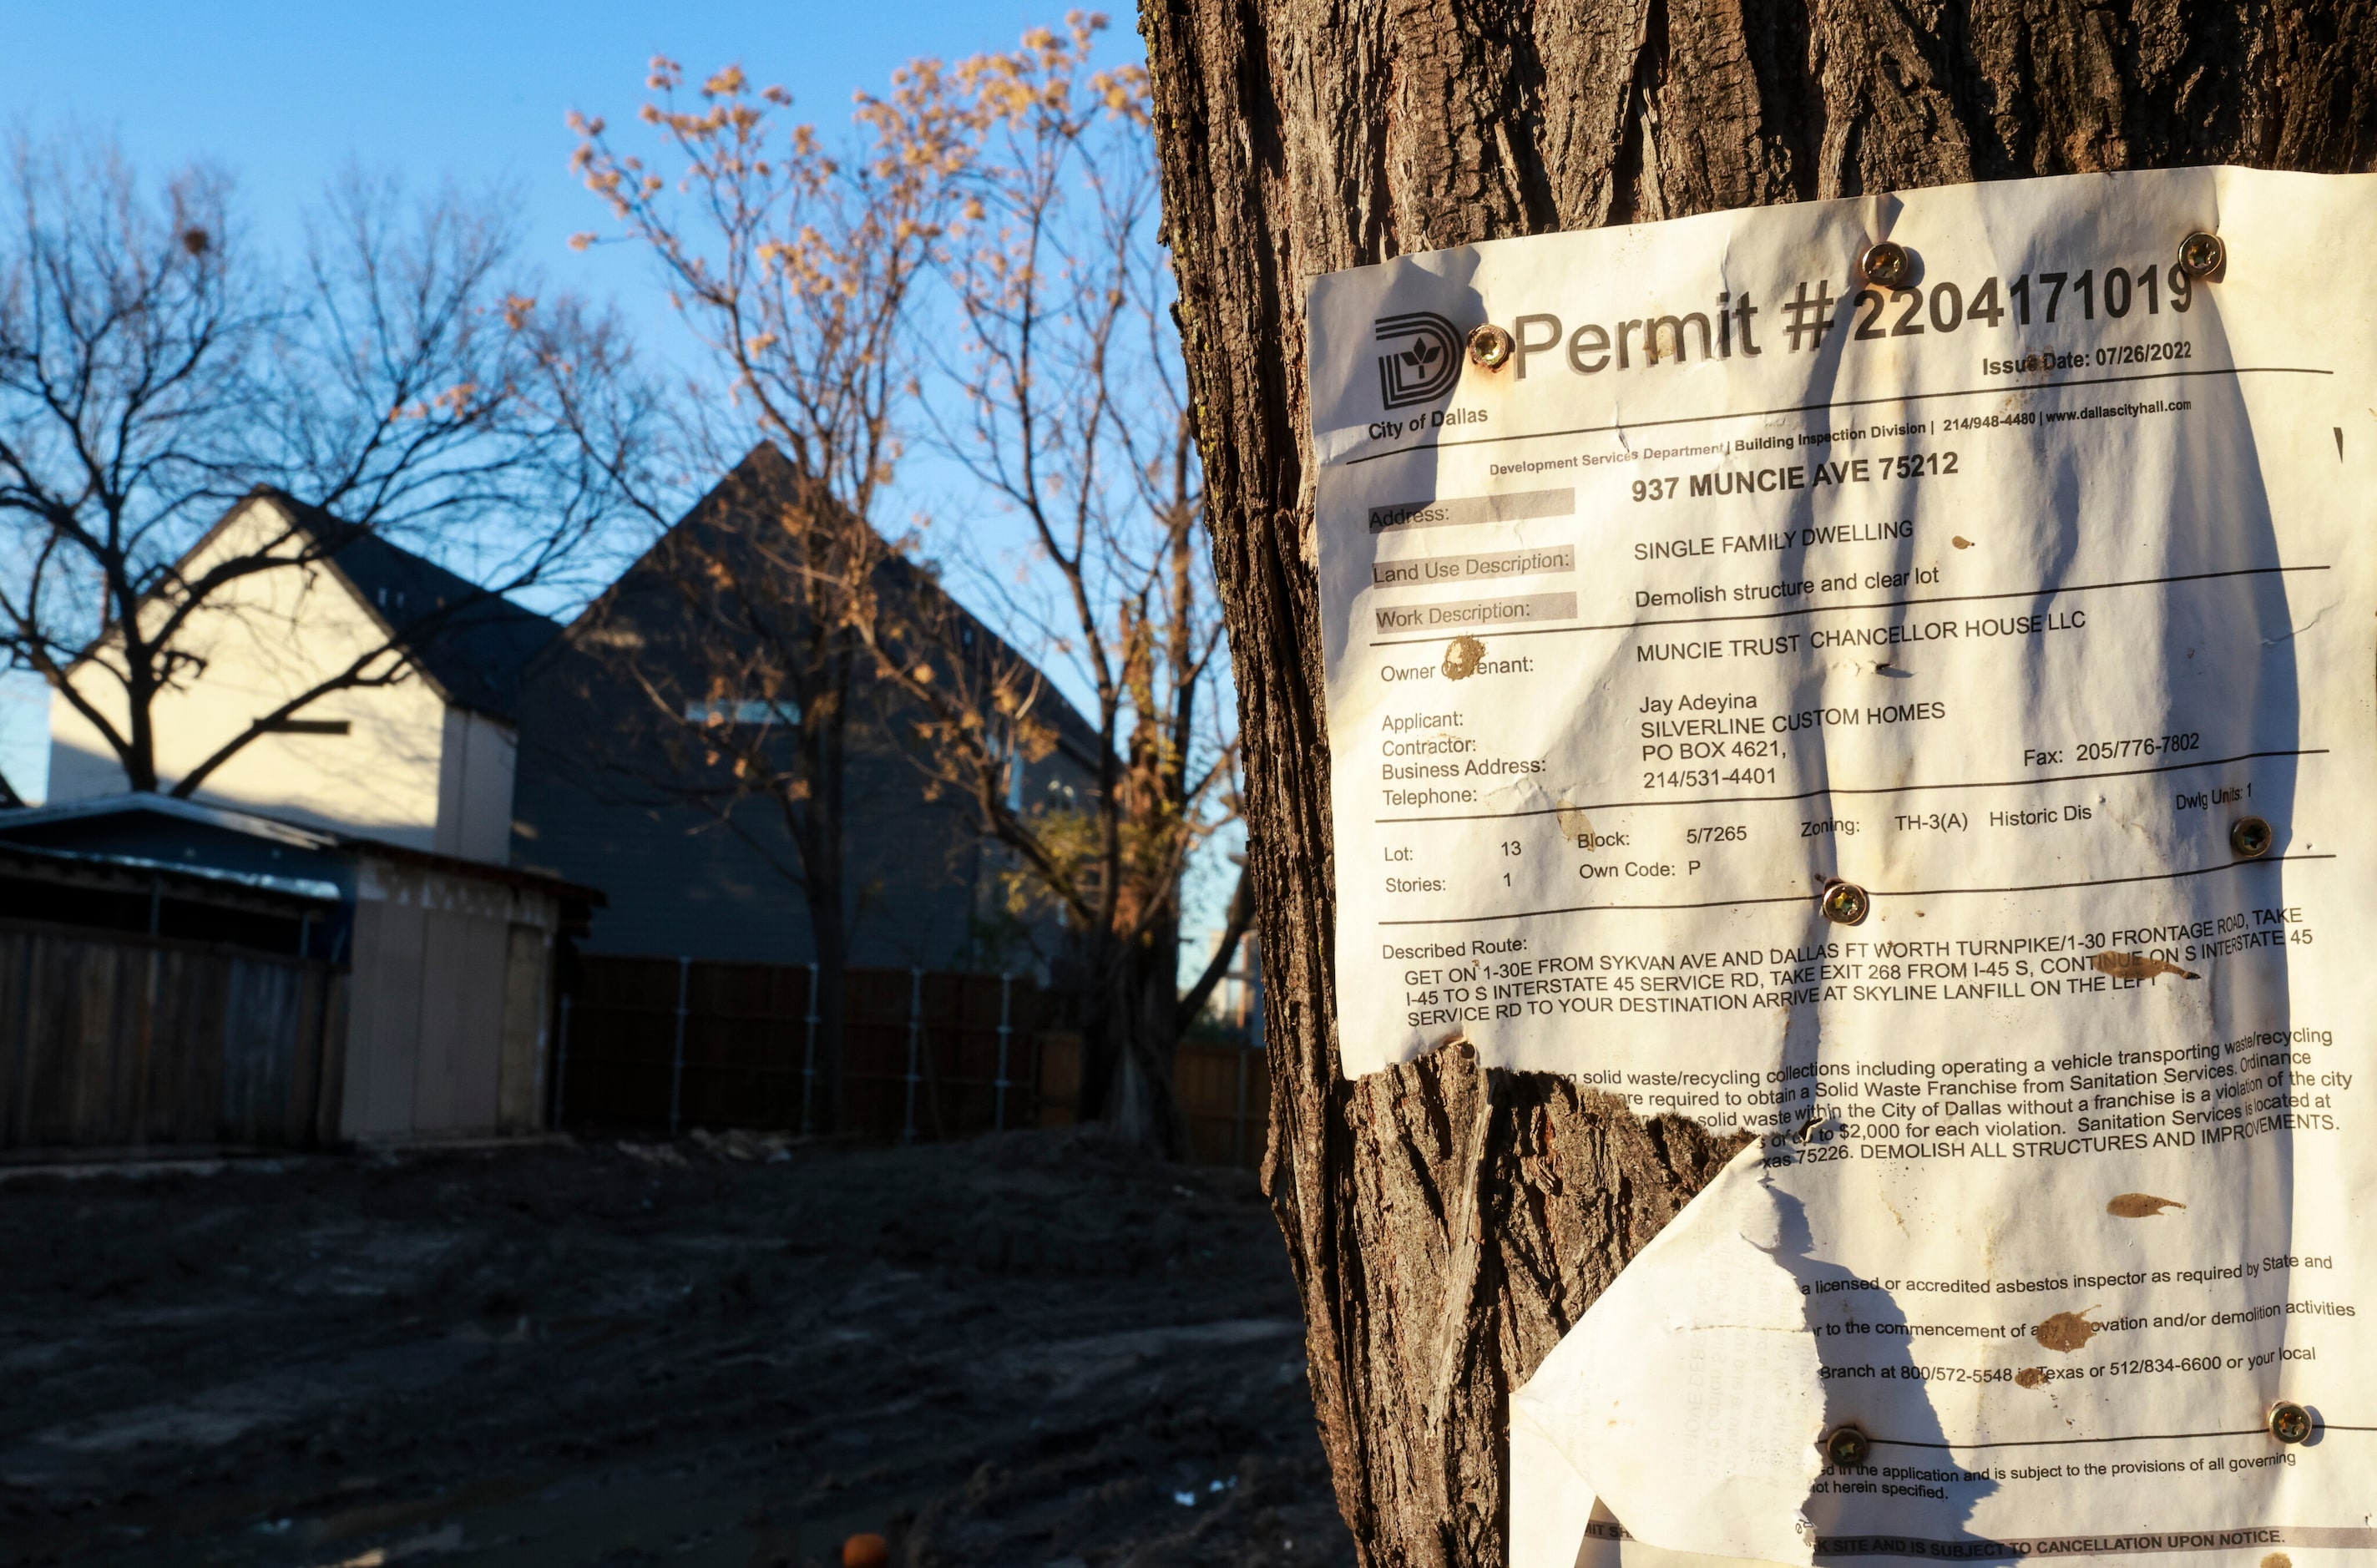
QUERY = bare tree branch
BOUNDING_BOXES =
[849,22,1239,1152]
[0,130,648,796]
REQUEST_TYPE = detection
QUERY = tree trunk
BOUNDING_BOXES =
[1076,928,1192,1158]
[1136,4,2376,1564]
[801,654,855,1134]
[1118,920,1192,1157]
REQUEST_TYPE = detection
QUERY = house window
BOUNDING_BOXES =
[684,699,801,726]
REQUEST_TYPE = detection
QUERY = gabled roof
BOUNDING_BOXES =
[255,491,561,723]
[0,792,604,906]
[0,837,342,907]
[535,445,1105,763]
[870,546,1109,771]
[532,443,805,667]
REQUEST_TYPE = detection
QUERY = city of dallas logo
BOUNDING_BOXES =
[1373,311,1461,410]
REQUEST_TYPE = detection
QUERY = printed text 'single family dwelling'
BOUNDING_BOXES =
[45,488,559,862]
[510,446,1101,970]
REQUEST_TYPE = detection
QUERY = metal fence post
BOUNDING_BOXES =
[669,955,690,1138]
[801,961,820,1137]
[993,972,1014,1132]
[554,993,573,1129]
[902,967,923,1143]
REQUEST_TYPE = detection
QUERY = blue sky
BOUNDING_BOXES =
[9,3,1090,291]
[1,0,1141,801]
[4,6,1240,979]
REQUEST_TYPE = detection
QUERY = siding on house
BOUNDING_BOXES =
[511,447,1097,974]
[44,491,555,866]
[512,729,1012,969]
[433,708,519,862]
[48,496,453,845]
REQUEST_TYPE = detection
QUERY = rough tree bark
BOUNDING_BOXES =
[1137,4,2377,1564]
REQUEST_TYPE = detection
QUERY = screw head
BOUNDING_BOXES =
[1820,880,1870,927]
[2268,1401,2312,1444]
[2177,231,2225,280]
[2229,816,2273,860]
[1468,324,1514,370]
[1859,241,1913,291]
[1823,1424,1871,1468]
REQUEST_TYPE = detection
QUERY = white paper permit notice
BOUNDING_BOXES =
[1307,168,2377,1566]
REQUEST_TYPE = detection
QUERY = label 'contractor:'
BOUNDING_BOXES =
[1307,168,2377,1566]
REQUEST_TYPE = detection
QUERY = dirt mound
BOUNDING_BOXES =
[0,1130,1351,1567]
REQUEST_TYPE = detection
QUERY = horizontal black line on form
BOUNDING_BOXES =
[1341,364,2333,468]
[1371,853,2330,928]
[1366,564,2327,648]
[1874,1426,2285,1453]
[1374,747,2324,825]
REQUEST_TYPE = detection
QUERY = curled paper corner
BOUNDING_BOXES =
[1510,1146,1825,1568]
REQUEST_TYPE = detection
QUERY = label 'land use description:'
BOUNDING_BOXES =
[1309,169,2377,1560]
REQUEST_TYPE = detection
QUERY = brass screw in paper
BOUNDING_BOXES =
[1859,241,1913,291]
[2229,816,2273,860]
[1468,324,1514,370]
[2177,232,2224,280]
[1820,881,1870,926]
[2268,1401,2312,1444]
[1823,1425,1871,1468]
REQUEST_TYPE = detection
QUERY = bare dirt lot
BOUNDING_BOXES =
[0,1128,1353,1568]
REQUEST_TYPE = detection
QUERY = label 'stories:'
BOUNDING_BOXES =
[1307,169,2377,1565]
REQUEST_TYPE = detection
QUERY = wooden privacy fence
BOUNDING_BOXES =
[555,956,1272,1166]
[554,959,1050,1143]
[0,919,344,1152]
[1034,1030,1270,1172]
[1176,1037,1271,1171]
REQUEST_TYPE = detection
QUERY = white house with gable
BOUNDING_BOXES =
[46,488,558,863]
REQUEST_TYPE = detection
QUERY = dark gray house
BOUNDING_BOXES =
[509,447,1099,974]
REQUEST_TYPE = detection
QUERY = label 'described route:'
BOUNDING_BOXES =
[1307,169,2377,1565]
